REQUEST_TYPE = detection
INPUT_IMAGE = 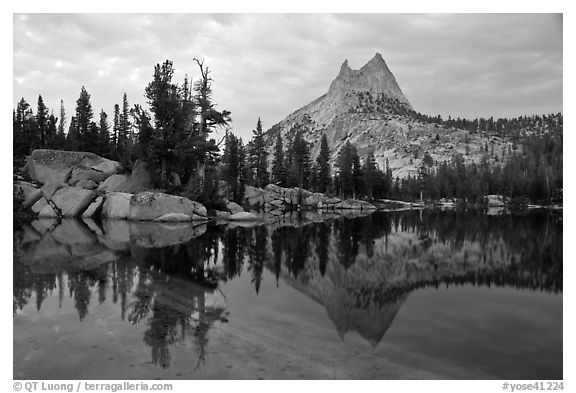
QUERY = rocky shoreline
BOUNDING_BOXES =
[14,149,378,223]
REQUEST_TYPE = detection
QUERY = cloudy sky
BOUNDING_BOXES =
[13,13,562,140]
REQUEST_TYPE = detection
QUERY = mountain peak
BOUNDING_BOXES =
[361,52,390,72]
[372,52,385,62]
[328,53,413,110]
[338,59,351,78]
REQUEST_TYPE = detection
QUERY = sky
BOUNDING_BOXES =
[13,13,563,140]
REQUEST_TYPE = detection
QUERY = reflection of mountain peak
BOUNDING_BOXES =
[325,295,407,347]
[278,250,408,348]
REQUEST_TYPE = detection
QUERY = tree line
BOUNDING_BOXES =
[13,58,563,206]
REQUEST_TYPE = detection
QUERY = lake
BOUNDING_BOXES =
[13,209,562,379]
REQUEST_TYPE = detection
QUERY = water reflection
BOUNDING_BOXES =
[13,209,562,373]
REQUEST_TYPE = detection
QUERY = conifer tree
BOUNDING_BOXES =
[117,93,131,163]
[75,86,93,151]
[36,95,49,147]
[249,118,269,187]
[46,113,57,148]
[111,104,120,157]
[58,99,66,136]
[287,129,311,188]
[271,132,286,186]
[362,152,378,198]
[222,132,246,203]
[316,134,331,193]
[66,116,80,151]
[98,110,110,157]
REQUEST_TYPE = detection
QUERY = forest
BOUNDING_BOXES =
[13,59,563,206]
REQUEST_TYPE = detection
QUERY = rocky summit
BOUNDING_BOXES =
[265,53,516,179]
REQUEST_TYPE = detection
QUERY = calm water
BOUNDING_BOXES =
[13,209,562,379]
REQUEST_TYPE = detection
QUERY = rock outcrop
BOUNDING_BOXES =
[128,192,207,221]
[22,149,122,185]
[50,187,96,217]
[101,192,132,219]
[242,183,376,212]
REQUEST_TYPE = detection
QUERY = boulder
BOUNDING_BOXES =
[295,187,313,199]
[40,182,63,200]
[38,204,59,218]
[68,168,107,186]
[303,193,324,208]
[283,188,300,205]
[97,174,131,192]
[23,149,121,185]
[226,201,244,214]
[213,210,231,219]
[31,198,48,214]
[101,192,133,219]
[75,179,98,190]
[128,192,207,221]
[229,212,258,221]
[154,213,192,222]
[243,186,264,206]
[51,187,96,217]
[264,184,284,195]
[82,196,104,218]
[15,181,42,208]
[89,159,122,177]
[334,199,376,211]
[190,201,207,218]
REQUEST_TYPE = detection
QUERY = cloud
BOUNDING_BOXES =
[13,13,562,140]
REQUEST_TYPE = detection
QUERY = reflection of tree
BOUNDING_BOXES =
[221,227,247,279]
[315,222,331,277]
[333,218,361,269]
[67,272,94,321]
[271,229,283,284]
[247,226,268,294]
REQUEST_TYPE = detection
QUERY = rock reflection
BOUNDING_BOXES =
[13,209,562,369]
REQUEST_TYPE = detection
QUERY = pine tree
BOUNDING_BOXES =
[111,104,120,157]
[36,95,49,147]
[193,58,231,189]
[316,134,331,193]
[98,110,110,157]
[362,152,378,198]
[336,142,360,198]
[13,98,35,159]
[46,113,57,148]
[66,116,80,150]
[249,118,269,187]
[287,129,311,188]
[271,132,286,186]
[58,99,66,136]
[117,93,131,164]
[75,86,93,151]
[222,132,246,203]
[132,104,154,161]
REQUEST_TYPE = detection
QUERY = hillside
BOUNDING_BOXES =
[264,53,538,179]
